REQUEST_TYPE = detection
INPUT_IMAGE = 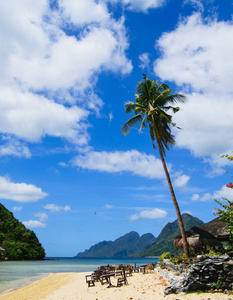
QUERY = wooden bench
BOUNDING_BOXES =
[85,275,95,287]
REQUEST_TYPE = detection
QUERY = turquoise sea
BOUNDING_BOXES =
[0,257,159,295]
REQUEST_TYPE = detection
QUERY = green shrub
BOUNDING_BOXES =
[159,252,171,261]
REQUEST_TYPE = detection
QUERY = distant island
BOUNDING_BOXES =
[75,231,156,258]
[76,213,204,258]
[0,203,45,260]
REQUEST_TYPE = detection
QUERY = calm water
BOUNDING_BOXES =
[0,257,159,295]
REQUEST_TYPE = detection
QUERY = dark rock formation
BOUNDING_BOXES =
[160,255,233,295]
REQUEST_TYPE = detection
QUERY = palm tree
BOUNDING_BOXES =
[122,74,189,259]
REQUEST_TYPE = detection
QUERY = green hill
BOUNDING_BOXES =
[0,203,45,260]
[135,213,204,257]
[75,231,156,258]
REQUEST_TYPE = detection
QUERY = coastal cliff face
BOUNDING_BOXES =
[76,213,204,258]
[0,203,45,260]
[136,213,204,257]
[75,231,156,258]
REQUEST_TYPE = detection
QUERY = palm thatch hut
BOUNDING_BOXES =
[199,217,230,241]
[174,226,220,250]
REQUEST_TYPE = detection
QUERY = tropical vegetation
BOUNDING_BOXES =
[0,203,45,260]
[122,74,189,258]
[214,152,233,247]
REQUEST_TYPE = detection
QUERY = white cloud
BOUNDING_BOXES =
[109,0,165,12]
[0,0,132,150]
[154,13,233,158]
[34,212,48,222]
[203,153,232,177]
[0,87,89,145]
[0,137,31,158]
[71,150,166,179]
[23,212,48,228]
[130,208,167,221]
[59,0,110,26]
[43,204,71,212]
[213,185,233,201]
[1,1,132,92]
[23,220,46,228]
[174,93,233,157]
[12,206,23,212]
[0,176,48,202]
[155,13,233,94]
[184,0,204,11]
[192,185,233,202]
[139,53,150,69]
[191,193,200,201]
[13,27,131,91]
[109,112,114,123]
[173,174,190,188]
[105,204,114,209]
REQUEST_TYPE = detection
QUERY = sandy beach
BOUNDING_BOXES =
[0,270,232,300]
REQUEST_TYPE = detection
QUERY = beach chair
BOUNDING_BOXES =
[100,274,110,285]
[125,265,133,276]
[85,275,95,287]
[117,267,128,286]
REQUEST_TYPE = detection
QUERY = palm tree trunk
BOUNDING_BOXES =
[154,135,190,259]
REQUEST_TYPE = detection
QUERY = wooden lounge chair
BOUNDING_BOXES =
[85,275,95,287]
[100,274,110,285]
[125,266,133,276]
[117,267,128,286]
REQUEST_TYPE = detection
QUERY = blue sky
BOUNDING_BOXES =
[1,0,233,257]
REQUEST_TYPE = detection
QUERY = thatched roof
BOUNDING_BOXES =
[174,226,220,249]
[199,217,230,241]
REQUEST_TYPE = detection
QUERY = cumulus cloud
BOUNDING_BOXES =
[173,174,190,188]
[130,208,167,221]
[174,93,233,157]
[23,220,46,228]
[0,176,48,202]
[71,150,166,179]
[43,204,71,212]
[0,137,31,158]
[192,185,233,202]
[154,13,233,157]
[0,0,132,151]
[59,0,110,26]
[23,212,48,228]
[0,87,89,145]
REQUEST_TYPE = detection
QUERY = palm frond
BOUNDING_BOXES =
[121,114,143,135]
[140,116,147,131]
[165,94,186,104]
[163,106,180,114]
[124,102,137,114]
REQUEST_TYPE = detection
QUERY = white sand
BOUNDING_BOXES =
[0,270,232,300]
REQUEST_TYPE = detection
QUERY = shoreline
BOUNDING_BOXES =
[0,270,231,300]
